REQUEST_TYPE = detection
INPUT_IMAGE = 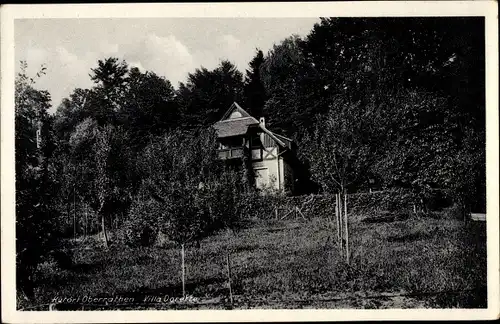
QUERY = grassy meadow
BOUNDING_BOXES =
[24,214,486,310]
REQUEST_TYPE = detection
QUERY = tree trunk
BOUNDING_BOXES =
[66,199,70,235]
[84,204,88,240]
[226,252,233,304]
[100,208,109,248]
[73,188,76,240]
[344,193,349,264]
[420,197,428,214]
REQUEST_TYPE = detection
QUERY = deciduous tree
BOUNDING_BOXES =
[176,60,244,128]
[15,62,58,302]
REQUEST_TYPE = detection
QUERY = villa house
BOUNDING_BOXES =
[213,102,297,193]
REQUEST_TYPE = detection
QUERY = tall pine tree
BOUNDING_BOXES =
[243,49,267,118]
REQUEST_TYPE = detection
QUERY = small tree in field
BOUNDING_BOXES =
[138,128,216,296]
[301,99,374,194]
[93,125,113,247]
[203,166,253,234]
[69,119,132,247]
[139,127,230,240]
[161,188,209,245]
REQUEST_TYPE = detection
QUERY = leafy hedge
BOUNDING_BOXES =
[266,190,417,221]
[119,188,454,244]
[118,199,162,247]
[348,189,416,217]
[251,194,336,220]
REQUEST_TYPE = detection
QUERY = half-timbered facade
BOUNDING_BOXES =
[213,102,296,192]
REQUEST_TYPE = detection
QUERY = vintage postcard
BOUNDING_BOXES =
[1,1,498,323]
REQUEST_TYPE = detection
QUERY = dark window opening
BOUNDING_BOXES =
[250,133,263,160]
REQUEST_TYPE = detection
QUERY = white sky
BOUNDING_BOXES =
[15,18,319,112]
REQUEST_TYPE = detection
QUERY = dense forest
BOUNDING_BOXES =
[16,18,485,301]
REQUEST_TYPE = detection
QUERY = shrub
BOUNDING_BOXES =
[201,167,263,231]
[349,189,416,217]
[48,249,73,270]
[120,199,162,247]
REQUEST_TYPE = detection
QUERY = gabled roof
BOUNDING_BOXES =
[220,102,253,121]
[274,133,293,149]
[214,102,259,138]
[213,102,292,148]
[213,117,259,138]
[248,123,287,148]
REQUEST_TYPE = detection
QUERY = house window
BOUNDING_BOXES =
[220,136,244,148]
[218,136,244,159]
[229,111,243,119]
[250,133,263,160]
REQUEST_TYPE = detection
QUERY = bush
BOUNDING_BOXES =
[441,204,465,220]
[160,189,206,244]
[201,168,263,230]
[48,249,73,269]
[120,199,162,247]
[349,189,415,216]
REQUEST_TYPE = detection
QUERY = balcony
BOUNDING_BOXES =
[218,147,244,160]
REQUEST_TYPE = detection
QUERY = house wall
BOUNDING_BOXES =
[251,141,299,192]
[279,157,284,190]
[217,130,294,192]
[252,158,280,190]
[260,132,275,147]
[251,143,279,190]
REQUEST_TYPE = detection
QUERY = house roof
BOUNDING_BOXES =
[247,123,288,148]
[220,102,253,120]
[213,117,259,138]
[213,102,292,148]
[274,133,293,149]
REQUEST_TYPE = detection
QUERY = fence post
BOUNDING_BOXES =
[336,193,341,254]
[339,193,344,256]
[344,193,349,264]
[181,243,186,298]
[337,193,341,254]
[226,253,233,304]
[462,203,468,222]
[73,187,76,240]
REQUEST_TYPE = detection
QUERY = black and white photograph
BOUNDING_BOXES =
[1,2,498,322]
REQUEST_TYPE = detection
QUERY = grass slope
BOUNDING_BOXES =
[25,216,486,310]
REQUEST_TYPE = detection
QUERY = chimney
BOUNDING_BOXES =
[259,117,265,128]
